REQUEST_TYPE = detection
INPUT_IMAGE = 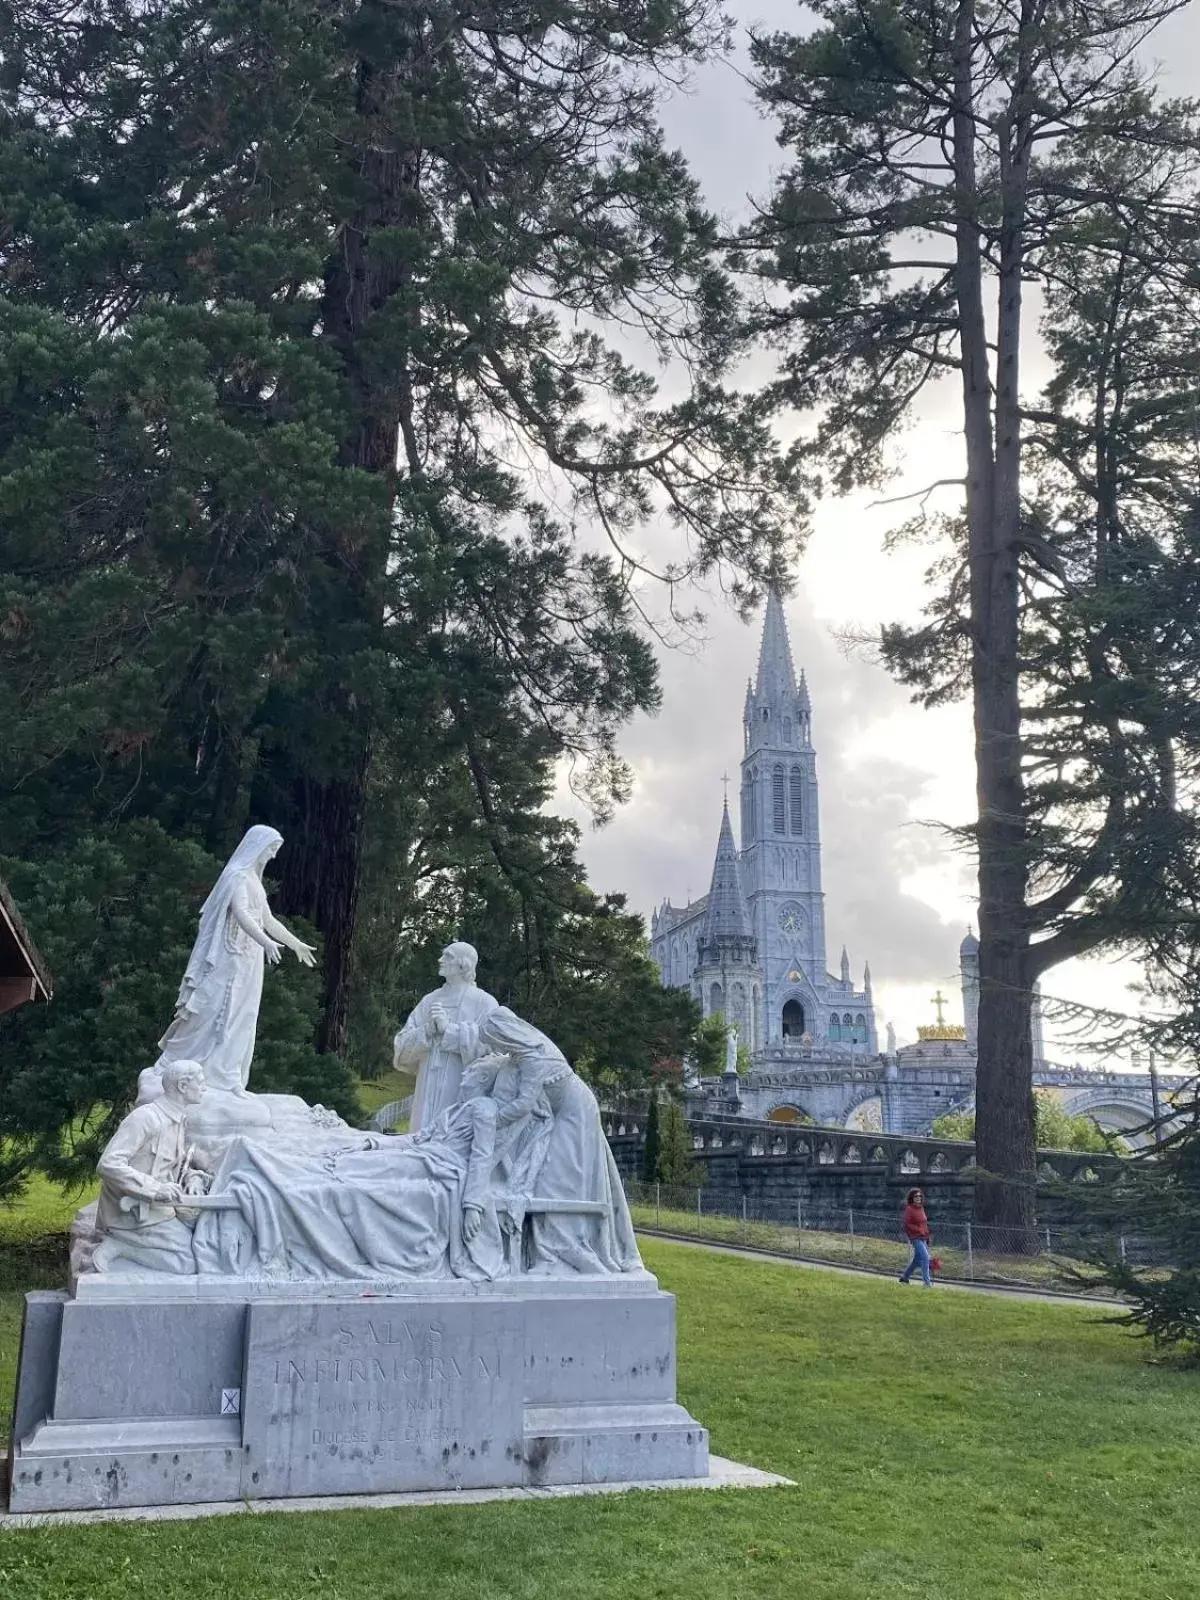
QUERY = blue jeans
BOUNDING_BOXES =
[901,1238,932,1285]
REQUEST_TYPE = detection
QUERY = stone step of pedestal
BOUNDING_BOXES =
[20,1417,241,1456]
[521,1402,708,1487]
[11,1418,245,1513]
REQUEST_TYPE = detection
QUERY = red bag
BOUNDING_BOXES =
[930,1255,943,1273]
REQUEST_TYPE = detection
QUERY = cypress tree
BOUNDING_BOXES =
[657,1099,699,1189]
[642,1093,662,1185]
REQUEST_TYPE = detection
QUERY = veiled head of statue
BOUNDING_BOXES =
[479,1007,555,1058]
[439,941,478,981]
[232,824,283,873]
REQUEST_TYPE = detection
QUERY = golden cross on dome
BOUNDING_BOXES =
[932,990,948,1027]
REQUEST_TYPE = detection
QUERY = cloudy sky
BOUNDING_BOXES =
[555,1,1200,1057]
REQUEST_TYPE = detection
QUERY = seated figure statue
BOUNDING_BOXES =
[93,1060,214,1276]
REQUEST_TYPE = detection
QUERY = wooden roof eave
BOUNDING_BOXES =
[0,873,52,1007]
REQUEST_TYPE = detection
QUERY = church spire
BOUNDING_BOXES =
[699,800,754,952]
[755,585,798,700]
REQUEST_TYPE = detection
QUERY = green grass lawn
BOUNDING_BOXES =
[3,1237,1199,1598]
[629,1200,1115,1294]
[354,1067,416,1121]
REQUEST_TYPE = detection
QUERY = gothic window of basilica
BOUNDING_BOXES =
[789,765,804,835]
[783,716,792,743]
[772,765,786,833]
[830,1014,842,1041]
[710,982,723,1015]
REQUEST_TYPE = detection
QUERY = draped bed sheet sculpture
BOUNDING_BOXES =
[87,828,640,1284]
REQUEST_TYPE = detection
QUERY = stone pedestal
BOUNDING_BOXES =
[7,1273,707,1513]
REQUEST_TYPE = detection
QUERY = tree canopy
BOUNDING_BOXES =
[0,0,801,1184]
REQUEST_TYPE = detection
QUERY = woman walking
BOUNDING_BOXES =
[899,1187,934,1286]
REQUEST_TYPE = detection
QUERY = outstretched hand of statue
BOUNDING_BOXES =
[292,940,317,968]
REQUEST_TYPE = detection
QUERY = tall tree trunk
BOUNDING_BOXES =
[953,0,1037,1240]
[259,34,416,1055]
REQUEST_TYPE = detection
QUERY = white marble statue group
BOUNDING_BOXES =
[87,826,640,1284]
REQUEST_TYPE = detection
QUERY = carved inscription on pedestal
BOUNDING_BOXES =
[241,1300,526,1497]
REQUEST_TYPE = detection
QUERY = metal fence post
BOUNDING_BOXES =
[1045,1225,1052,1254]
[655,1181,661,1230]
[965,1221,973,1280]
[848,1205,855,1257]
[1119,1234,1127,1263]
[741,1195,748,1242]
[697,1187,702,1225]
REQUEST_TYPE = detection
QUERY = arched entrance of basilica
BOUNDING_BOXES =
[767,1104,813,1125]
[781,998,806,1038]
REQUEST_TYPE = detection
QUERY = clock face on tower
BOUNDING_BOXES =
[778,902,806,935]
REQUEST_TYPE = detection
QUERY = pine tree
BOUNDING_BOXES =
[741,0,1200,1236]
[1070,1089,1200,1352]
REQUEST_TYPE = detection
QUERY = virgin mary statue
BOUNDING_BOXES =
[146,826,315,1098]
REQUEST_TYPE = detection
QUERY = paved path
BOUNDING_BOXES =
[637,1228,1126,1308]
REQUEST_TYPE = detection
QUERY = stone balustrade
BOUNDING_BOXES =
[604,1112,1113,1185]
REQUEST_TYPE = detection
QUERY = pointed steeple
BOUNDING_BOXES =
[863,961,872,992]
[700,801,753,949]
[840,945,850,983]
[745,586,812,756]
[755,585,799,700]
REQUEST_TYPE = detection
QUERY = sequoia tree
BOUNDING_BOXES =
[742,0,1199,1234]
[1,3,801,1052]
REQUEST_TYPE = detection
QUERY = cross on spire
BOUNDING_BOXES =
[721,771,730,803]
[931,990,948,1027]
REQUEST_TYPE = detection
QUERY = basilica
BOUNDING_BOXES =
[649,589,877,1063]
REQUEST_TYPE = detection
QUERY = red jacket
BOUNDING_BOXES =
[903,1204,930,1241]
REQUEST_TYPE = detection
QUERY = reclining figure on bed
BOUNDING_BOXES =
[90,1007,641,1284]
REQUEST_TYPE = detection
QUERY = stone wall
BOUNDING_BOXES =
[606,1111,1119,1231]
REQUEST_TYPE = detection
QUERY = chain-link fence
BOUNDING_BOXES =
[622,1177,1144,1294]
